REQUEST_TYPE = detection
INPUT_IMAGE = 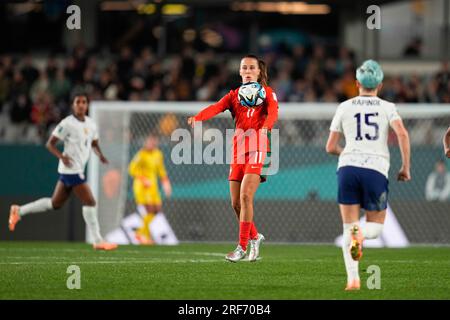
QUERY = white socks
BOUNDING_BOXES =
[82,206,104,244]
[361,222,384,239]
[19,198,53,216]
[342,223,359,283]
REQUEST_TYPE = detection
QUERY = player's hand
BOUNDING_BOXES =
[187,117,196,128]
[397,166,411,182]
[163,180,172,198]
[99,154,109,164]
[445,148,450,158]
[61,155,73,167]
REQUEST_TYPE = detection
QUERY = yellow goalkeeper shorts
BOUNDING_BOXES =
[133,185,162,206]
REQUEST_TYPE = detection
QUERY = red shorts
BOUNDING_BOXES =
[228,151,267,182]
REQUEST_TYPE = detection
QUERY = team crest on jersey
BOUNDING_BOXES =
[84,128,89,135]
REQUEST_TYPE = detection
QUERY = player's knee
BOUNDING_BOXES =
[240,191,253,206]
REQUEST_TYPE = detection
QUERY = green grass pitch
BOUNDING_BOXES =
[0,242,449,299]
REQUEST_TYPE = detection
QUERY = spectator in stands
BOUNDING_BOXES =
[31,91,55,143]
[1,44,450,144]
[30,70,49,103]
[0,67,10,110]
[9,93,31,125]
[435,61,450,98]
[49,68,71,103]
[403,37,422,57]
[425,159,450,202]
[21,54,39,86]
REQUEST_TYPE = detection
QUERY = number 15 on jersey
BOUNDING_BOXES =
[354,112,379,141]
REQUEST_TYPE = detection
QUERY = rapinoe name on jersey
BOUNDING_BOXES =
[352,99,381,106]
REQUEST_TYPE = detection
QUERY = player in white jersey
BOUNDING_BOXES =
[8,93,117,251]
[326,60,411,290]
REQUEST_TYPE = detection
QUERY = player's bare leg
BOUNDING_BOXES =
[226,181,245,260]
[9,181,70,231]
[240,173,260,223]
[73,183,117,250]
[52,181,73,209]
[230,181,242,221]
[340,204,361,290]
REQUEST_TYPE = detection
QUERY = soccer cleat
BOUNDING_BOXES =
[248,233,265,262]
[8,205,21,232]
[225,245,246,263]
[345,279,361,291]
[93,242,118,251]
[135,234,155,245]
[350,225,363,261]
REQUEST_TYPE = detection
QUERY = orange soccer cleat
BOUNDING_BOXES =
[345,279,361,291]
[8,205,21,232]
[135,234,155,245]
[350,225,363,261]
[93,242,118,251]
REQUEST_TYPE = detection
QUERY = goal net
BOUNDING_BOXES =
[89,102,450,245]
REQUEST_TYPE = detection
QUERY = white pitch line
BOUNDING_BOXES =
[0,248,227,256]
[0,255,263,265]
[0,259,222,265]
[169,251,226,257]
[3,258,444,266]
[0,251,228,259]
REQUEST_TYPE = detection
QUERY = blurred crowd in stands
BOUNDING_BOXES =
[0,43,449,144]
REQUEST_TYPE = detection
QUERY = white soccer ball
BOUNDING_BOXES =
[238,82,266,108]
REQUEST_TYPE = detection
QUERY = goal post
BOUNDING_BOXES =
[88,101,450,245]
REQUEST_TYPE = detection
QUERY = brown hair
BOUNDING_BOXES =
[243,54,268,87]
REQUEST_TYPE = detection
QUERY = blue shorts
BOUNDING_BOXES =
[337,166,388,211]
[59,173,86,187]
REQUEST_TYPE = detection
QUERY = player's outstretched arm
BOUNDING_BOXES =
[325,131,343,156]
[443,127,450,158]
[46,135,72,167]
[91,140,109,164]
[391,119,411,181]
[188,92,232,128]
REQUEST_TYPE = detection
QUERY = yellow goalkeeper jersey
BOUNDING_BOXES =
[128,148,168,191]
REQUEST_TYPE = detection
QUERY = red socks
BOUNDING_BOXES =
[239,221,252,251]
[250,222,258,240]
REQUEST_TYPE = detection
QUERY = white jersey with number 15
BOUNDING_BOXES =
[329,96,401,178]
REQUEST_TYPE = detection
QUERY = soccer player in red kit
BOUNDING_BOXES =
[188,54,278,262]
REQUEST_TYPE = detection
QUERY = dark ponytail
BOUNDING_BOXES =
[243,54,269,87]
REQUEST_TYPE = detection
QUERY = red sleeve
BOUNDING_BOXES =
[262,87,278,129]
[194,91,232,121]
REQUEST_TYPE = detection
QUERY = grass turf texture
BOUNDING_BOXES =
[0,242,449,299]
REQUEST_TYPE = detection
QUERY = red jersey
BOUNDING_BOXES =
[194,85,278,161]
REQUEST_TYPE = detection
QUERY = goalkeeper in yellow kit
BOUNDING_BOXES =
[128,134,172,245]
